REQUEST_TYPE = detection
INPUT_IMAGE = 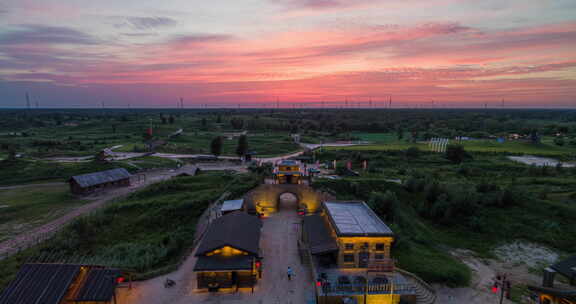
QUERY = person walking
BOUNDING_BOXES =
[287,266,293,281]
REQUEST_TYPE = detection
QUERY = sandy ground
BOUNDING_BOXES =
[116,195,315,304]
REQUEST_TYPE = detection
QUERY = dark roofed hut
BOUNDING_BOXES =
[68,168,131,195]
[0,263,123,304]
[193,212,262,291]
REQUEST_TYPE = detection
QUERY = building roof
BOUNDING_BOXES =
[0,263,80,304]
[323,201,394,237]
[0,264,121,304]
[552,255,576,280]
[279,160,299,166]
[221,199,244,213]
[195,212,262,256]
[176,165,200,177]
[303,215,339,255]
[69,168,131,188]
[193,255,253,271]
[74,268,120,302]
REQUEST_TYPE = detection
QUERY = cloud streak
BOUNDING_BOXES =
[115,16,178,30]
[0,24,99,45]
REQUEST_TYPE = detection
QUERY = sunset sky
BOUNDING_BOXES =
[1,0,575,108]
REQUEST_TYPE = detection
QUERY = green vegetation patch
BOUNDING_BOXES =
[0,172,260,289]
[0,184,87,242]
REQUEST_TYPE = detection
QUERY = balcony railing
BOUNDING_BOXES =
[318,282,415,296]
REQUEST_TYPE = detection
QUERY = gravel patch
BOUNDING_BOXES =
[494,242,559,269]
[508,155,575,167]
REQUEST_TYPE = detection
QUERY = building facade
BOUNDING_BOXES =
[193,212,262,291]
[274,160,303,184]
[301,201,416,304]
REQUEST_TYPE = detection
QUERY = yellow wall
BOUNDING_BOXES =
[279,165,300,172]
[246,184,323,215]
[336,236,394,268]
[205,246,248,257]
[317,294,400,304]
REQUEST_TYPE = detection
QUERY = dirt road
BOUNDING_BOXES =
[0,168,176,260]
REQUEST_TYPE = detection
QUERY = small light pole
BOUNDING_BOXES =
[492,273,511,304]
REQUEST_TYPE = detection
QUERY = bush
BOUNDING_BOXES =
[445,144,470,164]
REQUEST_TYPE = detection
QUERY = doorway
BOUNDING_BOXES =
[278,192,298,211]
[358,251,369,268]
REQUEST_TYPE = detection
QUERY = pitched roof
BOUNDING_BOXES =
[0,264,80,304]
[195,212,262,256]
[552,255,576,280]
[194,255,253,271]
[303,215,339,255]
[74,268,120,302]
[279,160,298,166]
[323,201,394,237]
[175,165,200,177]
[69,168,131,188]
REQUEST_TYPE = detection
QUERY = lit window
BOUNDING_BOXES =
[344,254,355,263]
[375,243,385,251]
[344,243,354,250]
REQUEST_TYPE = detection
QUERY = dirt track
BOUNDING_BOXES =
[0,169,175,260]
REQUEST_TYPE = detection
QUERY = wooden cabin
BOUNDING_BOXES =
[303,201,395,269]
[193,212,262,291]
[0,263,124,304]
[529,256,576,304]
[274,160,303,184]
[68,168,131,195]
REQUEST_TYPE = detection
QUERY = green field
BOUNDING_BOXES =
[330,134,576,157]
[0,156,179,186]
[0,184,87,242]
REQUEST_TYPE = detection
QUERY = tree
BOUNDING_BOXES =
[160,114,167,125]
[236,135,248,158]
[554,137,565,146]
[216,115,222,123]
[210,136,223,158]
[397,128,404,140]
[405,147,420,158]
[367,191,399,222]
[168,115,175,124]
[445,144,468,164]
[201,117,207,127]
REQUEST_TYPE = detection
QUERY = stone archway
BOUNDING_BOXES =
[278,192,299,211]
[243,184,332,216]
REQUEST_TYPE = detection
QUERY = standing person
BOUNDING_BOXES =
[287,266,293,281]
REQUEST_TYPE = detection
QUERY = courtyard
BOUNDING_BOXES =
[116,193,315,304]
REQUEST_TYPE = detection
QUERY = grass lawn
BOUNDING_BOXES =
[327,137,576,157]
[0,184,87,242]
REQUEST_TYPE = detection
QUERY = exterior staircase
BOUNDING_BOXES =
[396,268,436,304]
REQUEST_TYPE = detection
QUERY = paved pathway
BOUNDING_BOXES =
[116,195,315,304]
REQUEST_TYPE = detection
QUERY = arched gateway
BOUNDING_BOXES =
[243,184,332,216]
